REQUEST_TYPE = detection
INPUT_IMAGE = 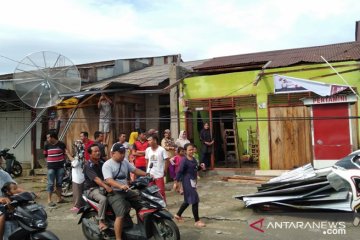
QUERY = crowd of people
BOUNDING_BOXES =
[40,125,212,239]
[0,123,213,240]
[0,92,215,240]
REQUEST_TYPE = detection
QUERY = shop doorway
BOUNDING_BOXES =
[210,109,259,168]
[312,103,352,168]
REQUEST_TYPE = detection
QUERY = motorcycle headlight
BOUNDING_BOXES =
[34,219,47,229]
[158,199,166,208]
[141,192,167,208]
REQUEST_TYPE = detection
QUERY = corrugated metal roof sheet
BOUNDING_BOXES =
[82,60,207,90]
[194,41,360,71]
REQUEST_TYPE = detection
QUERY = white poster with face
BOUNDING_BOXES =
[274,74,348,96]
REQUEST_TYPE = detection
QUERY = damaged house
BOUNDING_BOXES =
[0,54,205,169]
[181,21,360,170]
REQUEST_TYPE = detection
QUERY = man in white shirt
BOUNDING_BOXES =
[98,93,112,144]
[145,134,169,202]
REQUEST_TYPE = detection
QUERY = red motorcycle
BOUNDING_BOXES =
[78,176,180,240]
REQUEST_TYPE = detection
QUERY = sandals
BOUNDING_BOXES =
[174,215,184,223]
[70,207,79,212]
[194,221,206,228]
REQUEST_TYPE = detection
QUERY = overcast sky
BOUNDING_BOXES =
[0,0,360,74]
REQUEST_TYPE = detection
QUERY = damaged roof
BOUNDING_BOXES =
[82,59,207,90]
[194,41,360,72]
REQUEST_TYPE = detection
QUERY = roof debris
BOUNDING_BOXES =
[235,150,360,213]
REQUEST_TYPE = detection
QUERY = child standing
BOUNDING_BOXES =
[173,147,185,175]
[170,147,185,193]
[66,150,85,213]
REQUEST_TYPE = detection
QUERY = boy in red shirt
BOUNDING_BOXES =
[132,129,148,174]
[80,131,94,161]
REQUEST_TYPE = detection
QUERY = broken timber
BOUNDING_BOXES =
[221,175,272,184]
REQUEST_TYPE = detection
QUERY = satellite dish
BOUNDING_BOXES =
[12,51,81,108]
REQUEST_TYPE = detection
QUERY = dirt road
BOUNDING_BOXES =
[17,174,359,240]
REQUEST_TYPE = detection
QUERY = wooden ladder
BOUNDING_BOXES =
[247,126,259,162]
[224,128,241,167]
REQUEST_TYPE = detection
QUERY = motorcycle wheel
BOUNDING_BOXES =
[82,211,103,240]
[12,162,22,177]
[152,218,180,240]
[61,180,73,197]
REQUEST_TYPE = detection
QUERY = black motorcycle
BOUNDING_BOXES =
[0,148,22,177]
[4,192,59,240]
[61,160,73,197]
[78,176,180,240]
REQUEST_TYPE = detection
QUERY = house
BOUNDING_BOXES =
[180,21,360,170]
[56,58,206,153]
[0,53,205,169]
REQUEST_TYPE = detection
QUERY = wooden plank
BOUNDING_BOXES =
[263,64,360,76]
[55,93,146,158]
[269,106,312,170]
[226,178,267,184]
[309,67,360,80]
[228,175,272,181]
[255,169,289,176]
[269,107,283,169]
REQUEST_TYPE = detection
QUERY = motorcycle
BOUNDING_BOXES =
[3,192,59,240]
[78,176,180,240]
[61,160,73,197]
[0,148,23,177]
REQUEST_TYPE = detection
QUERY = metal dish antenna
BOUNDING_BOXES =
[10,51,82,148]
[13,51,81,108]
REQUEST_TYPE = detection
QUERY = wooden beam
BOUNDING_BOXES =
[162,74,190,92]
[263,63,360,76]
[253,61,272,86]
[194,64,265,74]
[222,175,272,181]
[58,93,97,141]
[226,179,266,184]
[309,67,360,80]
[255,169,289,176]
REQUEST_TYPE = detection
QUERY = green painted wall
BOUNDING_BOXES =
[179,61,360,170]
[236,108,257,155]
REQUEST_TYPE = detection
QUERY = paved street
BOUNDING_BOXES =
[17,174,360,240]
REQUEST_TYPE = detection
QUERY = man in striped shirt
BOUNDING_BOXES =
[44,131,67,207]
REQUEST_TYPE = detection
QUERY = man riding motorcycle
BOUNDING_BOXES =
[83,143,112,231]
[0,168,24,239]
[102,143,148,240]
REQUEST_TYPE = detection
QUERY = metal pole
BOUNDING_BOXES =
[12,107,48,149]
[59,106,79,141]
[58,92,97,141]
